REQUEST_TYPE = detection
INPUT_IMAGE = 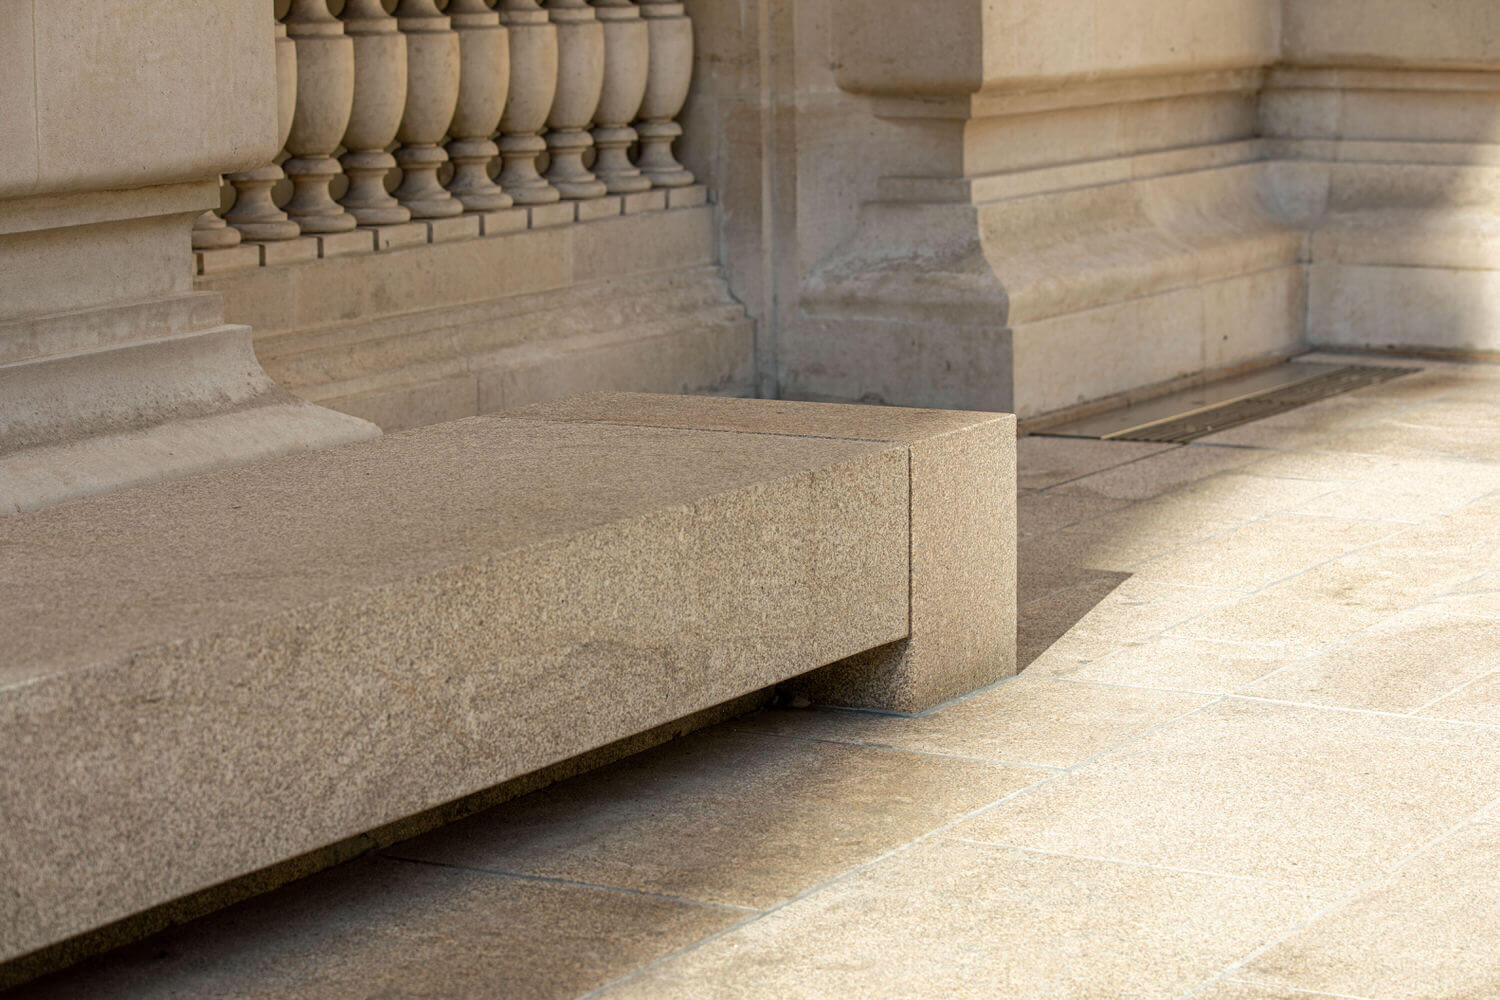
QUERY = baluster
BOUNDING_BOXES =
[392,0,464,218]
[192,200,241,250]
[497,0,561,205]
[636,0,694,187]
[446,0,512,211]
[589,0,651,194]
[339,0,411,226]
[544,0,606,199]
[283,0,358,232]
[226,20,302,241]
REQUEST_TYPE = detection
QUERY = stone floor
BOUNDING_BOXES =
[15,351,1500,999]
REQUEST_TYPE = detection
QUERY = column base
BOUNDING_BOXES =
[0,295,379,512]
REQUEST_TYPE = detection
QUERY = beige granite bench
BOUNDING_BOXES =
[0,394,1015,967]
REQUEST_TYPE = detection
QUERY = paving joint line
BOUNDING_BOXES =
[380,854,760,914]
[933,836,1335,893]
[1194,815,1497,999]
[723,727,1064,772]
[575,694,1229,998]
[1223,693,1500,732]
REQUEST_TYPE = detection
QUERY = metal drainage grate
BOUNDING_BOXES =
[1095,365,1421,444]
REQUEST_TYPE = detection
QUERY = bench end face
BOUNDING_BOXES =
[793,415,1018,714]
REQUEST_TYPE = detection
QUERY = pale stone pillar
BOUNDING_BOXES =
[392,0,465,219]
[589,0,652,194]
[544,0,607,199]
[225,20,301,241]
[497,0,562,205]
[446,0,513,211]
[339,0,412,226]
[0,0,378,513]
[635,0,695,188]
[283,0,358,233]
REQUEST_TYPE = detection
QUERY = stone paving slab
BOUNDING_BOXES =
[1242,604,1500,712]
[11,856,745,1000]
[389,730,1042,910]
[1232,821,1500,1000]
[14,354,1500,998]
[1063,634,1291,693]
[949,698,1500,890]
[591,838,1335,1000]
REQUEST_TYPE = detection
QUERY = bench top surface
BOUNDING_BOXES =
[517,392,1010,443]
[0,410,910,684]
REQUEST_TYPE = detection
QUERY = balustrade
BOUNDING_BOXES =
[204,0,702,260]
[591,0,652,194]
[544,0,607,199]
[446,0,512,211]
[339,0,411,225]
[225,20,302,241]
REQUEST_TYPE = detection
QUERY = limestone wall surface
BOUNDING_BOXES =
[0,0,278,204]
[690,0,1500,418]
[0,0,376,512]
[8,0,1500,454]
[1282,0,1500,69]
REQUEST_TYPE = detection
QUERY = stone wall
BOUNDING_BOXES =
[1276,0,1500,358]
[191,0,755,430]
[687,0,1500,420]
[0,0,376,512]
[9,1,1498,459]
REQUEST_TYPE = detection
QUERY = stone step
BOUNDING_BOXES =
[0,394,1016,973]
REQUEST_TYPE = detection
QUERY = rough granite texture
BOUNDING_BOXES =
[0,405,931,964]
[516,393,1020,712]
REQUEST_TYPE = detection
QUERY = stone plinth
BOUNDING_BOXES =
[0,0,379,511]
[202,199,750,431]
[0,395,1016,967]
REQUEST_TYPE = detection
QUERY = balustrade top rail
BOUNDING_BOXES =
[194,0,696,252]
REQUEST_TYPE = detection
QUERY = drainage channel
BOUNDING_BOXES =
[1040,362,1421,444]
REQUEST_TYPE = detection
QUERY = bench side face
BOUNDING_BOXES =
[513,393,1021,714]
[0,422,910,965]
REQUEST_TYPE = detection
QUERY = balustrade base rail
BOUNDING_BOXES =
[196,184,705,275]
[195,189,753,432]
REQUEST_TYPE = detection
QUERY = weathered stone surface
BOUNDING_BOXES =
[0,0,277,202]
[0,1,379,510]
[592,838,1331,1000]
[0,323,378,513]
[205,209,751,429]
[691,0,1500,420]
[516,393,1020,712]
[393,730,1039,909]
[0,405,923,964]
